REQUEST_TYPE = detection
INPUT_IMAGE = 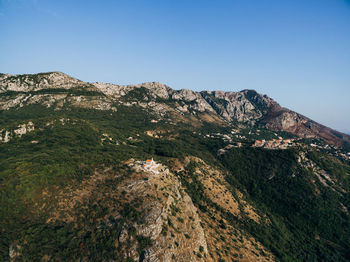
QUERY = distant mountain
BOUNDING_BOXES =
[1,72,349,147]
[0,72,349,261]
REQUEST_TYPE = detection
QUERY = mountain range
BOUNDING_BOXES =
[0,72,349,261]
[1,72,349,148]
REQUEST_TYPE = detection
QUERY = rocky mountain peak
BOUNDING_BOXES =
[0,73,12,81]
[0,71,84,93]
[134,81,171,99]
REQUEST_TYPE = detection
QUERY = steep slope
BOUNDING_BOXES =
[200,89,350,147]
[218,147,350,261]
[36,160,210,262]
[167,157,275,262]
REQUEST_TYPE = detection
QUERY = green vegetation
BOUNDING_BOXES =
[0,105,155,260]
[219,148,350,261]
[0,98,349,261]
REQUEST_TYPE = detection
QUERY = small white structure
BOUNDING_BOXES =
[134,158,161,174]
[143,158,155,167]
[141,158,160,173]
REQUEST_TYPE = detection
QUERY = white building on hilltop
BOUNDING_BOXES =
[142,158,158,170]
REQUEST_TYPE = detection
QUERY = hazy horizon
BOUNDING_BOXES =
[0,0,349,133]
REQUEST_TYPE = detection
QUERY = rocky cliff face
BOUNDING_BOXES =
[200,90,264,123]
[262,109,350,147]
[1,71,349,147]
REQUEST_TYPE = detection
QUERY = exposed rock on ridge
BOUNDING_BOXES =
[0,72,84,93]
[1,71,349,147]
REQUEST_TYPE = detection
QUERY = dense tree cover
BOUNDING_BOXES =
[0,106,155,260]
[343,141,350,152]
[219,148,350,261]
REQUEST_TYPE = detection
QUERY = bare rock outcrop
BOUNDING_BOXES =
[124,160,209,262]
[0,121,35,143]
[0,72,83,93]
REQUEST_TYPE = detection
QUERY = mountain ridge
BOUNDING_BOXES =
[1,71,349,148]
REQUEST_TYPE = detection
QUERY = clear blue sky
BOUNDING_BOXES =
[1,0,349,133]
